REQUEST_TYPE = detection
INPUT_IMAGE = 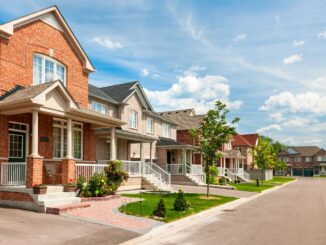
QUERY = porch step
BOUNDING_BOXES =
[45,186,64,193]
[37,192,76,201]
[171,175,197,186]
[46,202,90,215]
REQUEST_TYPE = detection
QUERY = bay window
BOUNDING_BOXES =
[33,54,66,85]
[162,123,170,138]
[147,117,154,134]
[129,110,138,129]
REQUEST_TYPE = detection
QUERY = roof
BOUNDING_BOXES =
[142,110,178,125]
[99,81,138,103]
[232,134,258,147]
[156,137,199,149]
[88,84,117,104]
[159,109,205,130]
[0,5,95,72]
[279,146,321,157]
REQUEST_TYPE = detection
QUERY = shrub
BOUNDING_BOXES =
[152,198,166,218]
[218,176,229,185]
[77,173,108,197]
[173,190,189,211]
[208,165,219,184]
[104,160,129,194]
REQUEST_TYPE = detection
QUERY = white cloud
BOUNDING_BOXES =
[233,33,246,42]
[309,77,326,93]
[282,54,303,65]
[269,112,283,122]
[91,37,123,49]
[141,68,149,77]
[260,91,326,114]
[256,124,282,133]
[293,40,305,46]
[152,74,160,79]
[317,31,326,38]
[143,67,242,113]
[283,117,309,127]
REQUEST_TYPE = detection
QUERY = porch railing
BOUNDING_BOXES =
[121,161,142,176]
[167,164,185,175]
[0,162,26,186]
[75,163,108,182]
[151,162,171,186]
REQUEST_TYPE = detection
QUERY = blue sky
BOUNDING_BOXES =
[1,0,325,148]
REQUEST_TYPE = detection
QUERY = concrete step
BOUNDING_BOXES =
[46,202,90,215]
[45,186,64,193]
[37,192,76,201]
[39,197,81,207]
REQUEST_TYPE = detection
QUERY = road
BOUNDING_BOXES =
[130,178,326,245]
[0,206,139,245]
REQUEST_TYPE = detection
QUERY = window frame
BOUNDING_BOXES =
[129,110,138,129]
[162,122,171,138]
[294,157,302,163]
[90,100,108,115]
[146,117,154,134]
[73,122,83,160]
[33,53,67,85]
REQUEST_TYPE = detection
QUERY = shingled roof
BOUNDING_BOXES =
[88,84,117,104]
[99,81,138,103]
[279,146,321,157]
[232,134,259,147]
[159,109,205,130]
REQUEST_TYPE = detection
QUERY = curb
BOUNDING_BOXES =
[120,179,297,245]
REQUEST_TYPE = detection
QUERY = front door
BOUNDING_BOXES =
[8,131,26,162]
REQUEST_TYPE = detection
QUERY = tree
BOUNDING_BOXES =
[190,101,240,197]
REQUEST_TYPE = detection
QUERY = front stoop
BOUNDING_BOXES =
[46,203,91,215]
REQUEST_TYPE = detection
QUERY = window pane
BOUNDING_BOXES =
[33,56,43,85]
[45,60,54,82]
[56,64,65,83]
[74,130,82,159]
[53,127,61,158]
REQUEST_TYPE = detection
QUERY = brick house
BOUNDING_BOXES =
[278,146,326,176]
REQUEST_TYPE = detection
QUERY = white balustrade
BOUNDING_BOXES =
[0,162,26,186]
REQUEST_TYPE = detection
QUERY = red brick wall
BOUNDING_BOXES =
[0,20,89,108]
[0,191,34,202]
[83,123,96,161]
[0,115,8,158]
[177,130,197,145]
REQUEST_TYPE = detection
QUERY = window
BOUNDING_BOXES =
[305,157,312,163]
[53,119,67,158]
[90,101,108,115]
[294,157,302,163]
[129,111,138,129]
[317,156,326,162]
[73,123,83,160]
[147,117,154,134]
[9,134,23,158]
[33,54,66,85]
[282,157,289,162]
[162,123,170,138]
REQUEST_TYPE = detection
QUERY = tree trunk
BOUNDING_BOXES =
[206,166,210,197]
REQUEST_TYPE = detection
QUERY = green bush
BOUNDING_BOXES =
[208,165,219,184]
[218,176,229,185]
[173,190,189,211]
[104,160,129,194]
[76,173,108,197]
[152,198,166,218]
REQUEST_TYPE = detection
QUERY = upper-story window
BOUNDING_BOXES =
[294,157,302,163]
[282,157,289,162]
[147,117,154,134]
[162,123,170,138]
[129,111,138,129]
[33,54,66,85]
[305,157,312,163]
[90,101,108,115]
[317,156,326,162]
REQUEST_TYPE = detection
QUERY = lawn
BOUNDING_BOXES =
[229,176,295,193]
[119,192,237,222]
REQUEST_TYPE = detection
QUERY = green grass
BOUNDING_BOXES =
[119,192,237,222]
[230,176,295,193]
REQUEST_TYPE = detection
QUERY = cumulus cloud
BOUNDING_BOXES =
[269,112,283,122]
[91,37,123,49]
[233,33,246,42]
[143,67,242,113]
[282,54,303,65]
[317,31,326,38]
[141,68,149,77]
[256,124,282,133]
[259,91,326,114]
[282,117,309,127]
[293,40,304,46]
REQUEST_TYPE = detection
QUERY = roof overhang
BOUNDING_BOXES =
[0,5,95,73]
[96,128,158,142]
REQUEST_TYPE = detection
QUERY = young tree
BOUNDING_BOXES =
[190,101,240,197]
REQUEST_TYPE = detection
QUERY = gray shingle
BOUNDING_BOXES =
[88,84,117,104]
[99,81,138,102]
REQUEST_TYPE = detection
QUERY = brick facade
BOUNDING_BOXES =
[26,157,44,188]
[0,191,34,202]
[0,20,89,108]
[61,159,76,185]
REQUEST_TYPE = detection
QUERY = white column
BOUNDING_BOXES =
[31,110,40,158]
[66,118,73,159]
[189,150,193,165]
[183,149,187,174]
[223,156,226,169]
[140,142,145,162]
[110,128,117,160]
[149,142,153,166]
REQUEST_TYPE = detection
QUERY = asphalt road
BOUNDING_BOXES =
[0,207,139,245]
[136,178,326,245]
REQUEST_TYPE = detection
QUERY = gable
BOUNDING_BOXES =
[44,88,68,111]
[287,148,299,155]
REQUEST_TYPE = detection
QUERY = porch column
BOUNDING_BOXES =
[183,149,187,174]
[66,118,73,159]
[62,118,75,185]
[26,110,43,188]
[140,142,145,162]
[149,142,153,166]
[189,150,193,165]
[110,128,117,160]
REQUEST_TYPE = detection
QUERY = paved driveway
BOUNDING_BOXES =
[0,207,139,245]
[172,184,256,198]
[132,178,326,245]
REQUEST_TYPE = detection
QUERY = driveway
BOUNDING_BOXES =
[172,184,256,198]
[0,207,139,245]
[129,178,326,245]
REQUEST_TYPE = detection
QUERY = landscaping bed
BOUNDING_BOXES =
[229,176,295,192]
[119,192,237,222]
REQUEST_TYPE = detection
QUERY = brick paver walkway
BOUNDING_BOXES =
[61,196,163,234]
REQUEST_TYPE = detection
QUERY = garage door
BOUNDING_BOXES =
[293,168,303,176]
[304,168,314,177]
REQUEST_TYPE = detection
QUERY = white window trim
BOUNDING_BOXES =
[33,53,67,85]
[129,110,138,129]
[90,101,108,115]
[53,118,67,159]
[8,121,29,161]
[8,133,24,158]
[73,122,83,160]
[147,117,154,134]
[162,122,171,138]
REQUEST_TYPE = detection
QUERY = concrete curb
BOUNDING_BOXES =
[120,179,297,245]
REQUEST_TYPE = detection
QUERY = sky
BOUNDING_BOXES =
[0,0,325,148]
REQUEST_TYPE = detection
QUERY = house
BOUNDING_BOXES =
[278,146,326,176]
[232,134,259,170]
